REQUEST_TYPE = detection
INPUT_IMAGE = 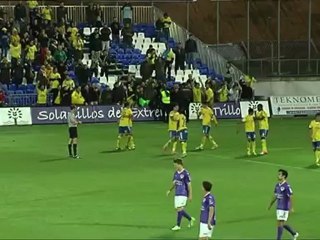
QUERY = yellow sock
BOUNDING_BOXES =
[129,136,135,148]
[252,141,256,153]
[200,136,206,147]
[316,150,320,163]
[209,136,217,146]
[172,141,177,152]
[247,141,251,153]
[261,139,267,152]
[116,135,122,148]
[181,142,187,154]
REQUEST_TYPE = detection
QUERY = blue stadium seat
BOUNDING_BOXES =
[15,90,24,95]
[7,90,15,95]
[9,84,17,91]
[91,77,99,84]
[18,85,27,91]
[1,84,8,92]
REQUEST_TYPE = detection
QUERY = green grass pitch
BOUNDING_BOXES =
[0,118,319,239]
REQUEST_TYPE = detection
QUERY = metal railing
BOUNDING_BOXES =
[233,59,320,77]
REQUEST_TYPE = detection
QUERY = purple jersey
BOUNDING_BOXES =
[274,181,293,211]
[200,193,216,225]
[173,169,191,197]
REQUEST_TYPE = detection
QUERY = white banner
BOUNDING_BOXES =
[239,101,270,118]
[270,96,320,116]
[0,107,32,126]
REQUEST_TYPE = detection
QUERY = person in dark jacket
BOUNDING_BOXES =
[100,25,111,51]
[110,17,121,44]
[0,57,11,85]
[173,43,186,74]
[57,2,67,24]
[185,34,197,68]
[12,59,24,86]
[75,62,91,86]
[155,17,163,42]
[14,2,27,22]
[90,31,102,61]
[121,23,134,48]
[0,28,9,58]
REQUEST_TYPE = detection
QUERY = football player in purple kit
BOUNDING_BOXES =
[268,169,299,240]
[166,159,195,231]
[199,181,216,240]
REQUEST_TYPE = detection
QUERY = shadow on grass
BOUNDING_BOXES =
[235,154,263,160]
[53,222,168,230]
[40,157,71,163]
[305,164,320,169]
[100,150,124,154]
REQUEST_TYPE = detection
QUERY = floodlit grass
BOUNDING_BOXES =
[0,119,318,239]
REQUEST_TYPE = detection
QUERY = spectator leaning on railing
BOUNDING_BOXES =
[162,13,171,41]
[122,1,133,25]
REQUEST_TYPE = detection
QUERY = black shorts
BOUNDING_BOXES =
[69,127,78,139]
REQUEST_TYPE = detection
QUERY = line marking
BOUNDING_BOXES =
[245,159,320,173]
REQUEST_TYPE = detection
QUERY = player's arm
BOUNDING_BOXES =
[208,206,215,230]
[166,181,175,196]
[187,182,192,201]
[268,194,277,210]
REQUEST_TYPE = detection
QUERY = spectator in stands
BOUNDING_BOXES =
[61,77,75,106]
[225,62,235,87]
[173,42,186,74]
[100,24,111,52]
[12,59,24,86]
[72,86,86,105]
[57,2,67,24]
[162,45,174,80]
[11,28,20,46]
[217,82,228,103]
[49,67,61,84]
[155,17,164,42]
[146,45,155,56]
[0,57,11,85]
[204,82,214,106]
[185,34,197,68]
[122,2,133,25]
[9,41,21,73]
[244,74,256,100]
[86,3,94,26]
[36,65,48,87]
[41,5,52,24]
[99,50,109,78]
[24,60,35,84]
[27,0,38,11]
[160,84,171,122]
[162,13,172,41]
[25,40,37,63]
[229,82,241,102]
[180,82,193,122]
[122,23,134,48]
[90,30,102,61]
[193,82,202,103]
[38,29,49,64]
[76,62,91,86]
[53,44,67,64]
[53,86,61,105]
[155,57,166,82]
[90,60,99,78]
[37,84,48,106]
[112,81,126,105]
[110,17,121,44]
[14,1,27,22]
[90,84,101,105]
[1,28,10,58]
[0,89,5,106]
[72,33,84,62]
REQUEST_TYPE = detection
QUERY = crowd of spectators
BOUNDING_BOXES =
[0,1,255,110]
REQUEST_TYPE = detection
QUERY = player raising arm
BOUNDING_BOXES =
[167,159,195,231]
[255,104,269,155]
[308,113,320,166]
[163,104,180,154]
[268,169,299,240]
[196,102,218,151]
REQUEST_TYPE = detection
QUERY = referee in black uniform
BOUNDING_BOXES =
[68,105,81,159]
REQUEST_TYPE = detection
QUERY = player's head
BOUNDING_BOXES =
[278,169,288,181]
[202,102,209,108]
[70,105,76,113]
[202,181,212,192]
[173,103,179,112]
[248,108,254,115]
[257,104,263,111]
[173,159,183,170]
[315,112,320,121]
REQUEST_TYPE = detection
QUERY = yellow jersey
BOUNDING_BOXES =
[119,108,133,127]
[178,114,187,131]
[51,79,60,89]
[28,0,38,9]
[42,8,52,21]
[309,120,320,142]
[162,16,172,29]
[26,45,37,60]
[205,88,214,105]
[168,110,179,131]
[71,91,85,105]
[242,114,255,132]
[37,88,47,104]
[218,85,228,102]
[200,107,215,126]
[193,87,201,103]
[256,110,269,130]
[10,44,21,59]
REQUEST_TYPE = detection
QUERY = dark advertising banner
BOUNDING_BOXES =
[189,102,241,119]
[31,106,162,125]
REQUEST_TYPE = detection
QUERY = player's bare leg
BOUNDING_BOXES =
[163,139,172,151]
[247,141,252,156]
[127,134,135,150]
[116,134,123,150]
[209,136,218,149]
[196,135,207,150]
[315,148,320,166]
[171,139,178,154]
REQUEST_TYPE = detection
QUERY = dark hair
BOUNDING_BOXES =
[257,104,263,109]
[248,108,254,114]
[279,169,288,179]
[315,112,320,118]
[173,159,183,165]
[70,105,76,110]
[124,102,130,108]
[202,181,212,191]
